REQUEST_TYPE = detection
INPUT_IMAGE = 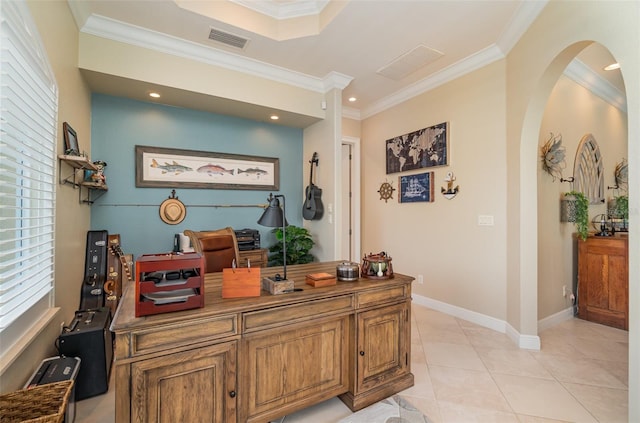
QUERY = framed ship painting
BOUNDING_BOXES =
[399,171,434,203]
[386,122,448,174]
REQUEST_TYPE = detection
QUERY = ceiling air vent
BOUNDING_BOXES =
[377,45,444,80]
[208,27,250,49]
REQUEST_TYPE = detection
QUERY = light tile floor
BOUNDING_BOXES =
[76,304,628,422]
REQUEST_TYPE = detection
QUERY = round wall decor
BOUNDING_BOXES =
[159,190,186,225]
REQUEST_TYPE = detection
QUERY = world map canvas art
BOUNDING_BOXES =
[386,122,448,174]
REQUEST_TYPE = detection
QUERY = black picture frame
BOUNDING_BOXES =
[62,122,79,155]
[386,122,449,174]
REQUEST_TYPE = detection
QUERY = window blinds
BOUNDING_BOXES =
[0,0,58,335]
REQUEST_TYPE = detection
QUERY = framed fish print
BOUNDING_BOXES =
[135,145,279,190]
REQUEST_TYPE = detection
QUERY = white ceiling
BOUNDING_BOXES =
[68,0,626,123]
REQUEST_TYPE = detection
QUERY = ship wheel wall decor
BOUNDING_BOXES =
[378,181,395,202]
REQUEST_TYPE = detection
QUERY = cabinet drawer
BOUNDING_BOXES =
[243,295,354,332]
[356,284,408,308]
[131,314,238,356]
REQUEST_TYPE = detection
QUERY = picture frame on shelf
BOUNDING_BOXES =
[135,145,279,190]
[62,122,79,156]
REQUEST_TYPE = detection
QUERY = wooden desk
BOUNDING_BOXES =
[111,262,414,423]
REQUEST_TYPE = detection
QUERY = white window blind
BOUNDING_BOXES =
[0,0,58,341]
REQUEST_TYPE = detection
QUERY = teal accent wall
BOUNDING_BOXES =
[90,94,303,261]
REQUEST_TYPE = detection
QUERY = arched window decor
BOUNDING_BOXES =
[573,134,604,205]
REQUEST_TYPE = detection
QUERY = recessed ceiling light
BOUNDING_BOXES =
[348,96,357,102]
[270,115,279,120]
[604,63,620,71]
[149,92,161,98]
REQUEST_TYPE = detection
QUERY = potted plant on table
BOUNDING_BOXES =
[267,225,316,266]
[562,191,589,240]
[609,194,629,231]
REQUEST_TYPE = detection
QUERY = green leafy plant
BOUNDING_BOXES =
[613,194,629,220]
[267,225,315,266]
[565,191,589,240]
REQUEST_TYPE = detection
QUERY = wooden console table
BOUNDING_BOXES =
[111,261,414,423]
[578,234,628,330]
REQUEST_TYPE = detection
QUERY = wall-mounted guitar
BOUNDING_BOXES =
[303,152,324,220]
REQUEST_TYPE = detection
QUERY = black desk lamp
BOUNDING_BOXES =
[258,193,288,281]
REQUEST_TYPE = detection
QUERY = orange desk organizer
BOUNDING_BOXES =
[305,272,337,287]
[222,266,261,298]
[135,252,204,317]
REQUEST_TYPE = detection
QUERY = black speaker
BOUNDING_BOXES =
[58,308,113,400]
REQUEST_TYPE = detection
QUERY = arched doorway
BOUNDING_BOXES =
[537,43,627,330]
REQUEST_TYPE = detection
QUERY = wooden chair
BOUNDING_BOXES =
[183,227,240,273]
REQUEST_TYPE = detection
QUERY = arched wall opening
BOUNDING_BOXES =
[536,43,627,328]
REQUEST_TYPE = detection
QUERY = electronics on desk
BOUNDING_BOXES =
[234,228,260,251]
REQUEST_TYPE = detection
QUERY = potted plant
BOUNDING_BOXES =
[613,194,629,220]
[563,191,589,240]
[267,225,316,266]
[609,194,629,231]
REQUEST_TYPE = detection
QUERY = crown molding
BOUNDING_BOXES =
[563,58,627,112]
[323,71,353,91]
[81,14,330,94]
[230,0,330,19]
[361,44,505,120]
[496,0,548,55]
[350,1,547,121]
[341,106,361,121]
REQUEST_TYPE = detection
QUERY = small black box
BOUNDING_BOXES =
[58,308,113,400]
[25,356,80,423]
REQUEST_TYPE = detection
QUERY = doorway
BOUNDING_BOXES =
[341,137,361,262]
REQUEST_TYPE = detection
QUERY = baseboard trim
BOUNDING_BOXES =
[412,294,541,350]
[537,306,575,332]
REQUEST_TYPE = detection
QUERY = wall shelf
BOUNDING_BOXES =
[58,155,108,204]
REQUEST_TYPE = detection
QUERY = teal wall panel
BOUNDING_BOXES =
[89,94,303,261]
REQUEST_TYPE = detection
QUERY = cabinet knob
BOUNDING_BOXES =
[359,350,365,356]
[229,390,236,398]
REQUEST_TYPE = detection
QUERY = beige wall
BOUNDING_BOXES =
[342,117,361,139]
[506,0,638,418]
[537,74,627,320]
[304,89,342,261]
[2,0,93,392]
[361,61,508,320]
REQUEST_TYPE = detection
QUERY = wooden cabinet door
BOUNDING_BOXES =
[356,302,409,393]
[131,342,237,423]
[578,237,628,330]
[242,317,349,422]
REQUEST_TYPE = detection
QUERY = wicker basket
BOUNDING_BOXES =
[0,380,73,423]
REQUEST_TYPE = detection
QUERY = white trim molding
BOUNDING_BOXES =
[412,294,541,351]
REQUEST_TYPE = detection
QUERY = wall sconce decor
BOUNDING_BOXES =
[540,132,566,181]
[441,171,459,199]
[377,180,396,203]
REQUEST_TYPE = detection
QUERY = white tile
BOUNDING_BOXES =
[491,373,597,422]
[562,382,628,423]
[476,347,554,379]
[428,365,512,412]
[424,342,485,371]
[533,353,627,389]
